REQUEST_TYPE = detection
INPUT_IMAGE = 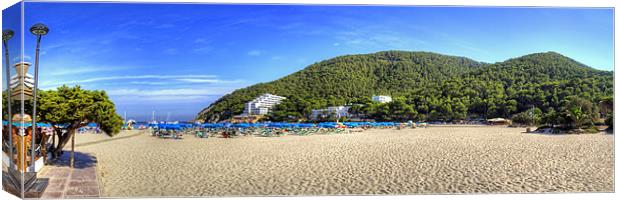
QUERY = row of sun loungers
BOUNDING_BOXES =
[147,122,429,139]
[151,129,183,139]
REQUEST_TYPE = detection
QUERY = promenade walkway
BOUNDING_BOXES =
[38,151,100,198]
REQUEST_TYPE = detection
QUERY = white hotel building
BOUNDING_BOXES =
[243,93,287,115]
[372,95,393,103]
[311,106,350,120]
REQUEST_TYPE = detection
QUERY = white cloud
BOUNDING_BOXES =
[332,30,428,49]
[347,39,362,44]
[106,87,238,102]
[107,88,223,96]
[175,78,243,84]
[45,66,137,76]
[247,50,262,56]
[164,48,179,54]
[128,81,172,86]
[42,74,219,87]
[114,95,210,102]
[194,38,208,44]
[193,46,212,54]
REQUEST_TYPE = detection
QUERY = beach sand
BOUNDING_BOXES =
[68,126,613,197]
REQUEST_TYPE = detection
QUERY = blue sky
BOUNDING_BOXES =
[2,3,614,121]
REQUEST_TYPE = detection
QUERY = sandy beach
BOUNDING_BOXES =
[67,126,613,197]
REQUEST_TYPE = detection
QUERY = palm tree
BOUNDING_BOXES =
[565,107,588,129]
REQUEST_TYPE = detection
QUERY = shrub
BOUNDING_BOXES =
[511,107,542,125]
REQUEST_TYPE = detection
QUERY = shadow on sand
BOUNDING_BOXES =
[48,151,97,169]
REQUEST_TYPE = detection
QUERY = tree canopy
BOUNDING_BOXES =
[38,85,123,135]
[196,51,613,124]
[3,85,123,157]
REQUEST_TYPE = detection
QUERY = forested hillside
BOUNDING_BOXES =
[196,51,613,123]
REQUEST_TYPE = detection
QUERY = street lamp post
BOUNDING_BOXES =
[29,23,48,168]
[3,29,15,170]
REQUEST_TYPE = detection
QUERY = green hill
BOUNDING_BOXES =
[196,51,612,123]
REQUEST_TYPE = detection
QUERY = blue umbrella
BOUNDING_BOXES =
[232,123,251,128]
[296,123,315,128]
[2,121,51,128]
[37,122,52,127]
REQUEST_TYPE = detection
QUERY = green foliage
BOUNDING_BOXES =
[599,96,613,118]
[511,107,543,125]
[559,96,596,129]
[3,85,124,157]
[37,85,124,136]
[605,114,613,130]
[540,96,600,130]
[196,51,613,123]
[3,86,123,135]
[541,108,564,127]
[583,126,601,133]
[351,98,419,122]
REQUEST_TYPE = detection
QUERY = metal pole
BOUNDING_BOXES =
[3,39,14,170]
[31,35,41,169]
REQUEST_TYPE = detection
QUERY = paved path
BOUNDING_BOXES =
[37,131,144,198]
[38,152,100,199]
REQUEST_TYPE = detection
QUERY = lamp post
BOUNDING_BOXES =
[29,23,48,169]
[3,29,15,170]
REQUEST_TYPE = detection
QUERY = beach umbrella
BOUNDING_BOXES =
[204,123,224,128]
[344,122,360,128]
[232,123,251,128]
[54,123,70,129]
[202,123,216,128]
[317,122,336,128]
[36,122,51,127]
[266,123,281,128]
[297,123,315,128]
[12,122,28,127]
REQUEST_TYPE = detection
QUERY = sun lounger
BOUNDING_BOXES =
[349,128,364,133]
[196,130,208,138]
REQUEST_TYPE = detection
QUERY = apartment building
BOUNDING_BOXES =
[243,93,287,115]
